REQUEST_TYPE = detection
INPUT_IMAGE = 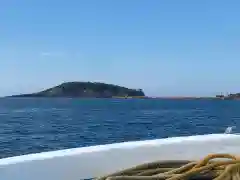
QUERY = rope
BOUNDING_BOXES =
[96,154,240,180]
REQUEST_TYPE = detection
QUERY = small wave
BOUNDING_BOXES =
[224,126,236,134]
[9,108,68,113]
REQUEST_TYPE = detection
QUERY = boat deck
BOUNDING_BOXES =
[1,134,240,180]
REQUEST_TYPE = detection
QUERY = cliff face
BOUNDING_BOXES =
[11,82,145,98]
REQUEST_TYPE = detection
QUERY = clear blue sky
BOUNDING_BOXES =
[1,0,240,97]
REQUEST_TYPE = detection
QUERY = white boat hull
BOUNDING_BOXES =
[1,133,240,180]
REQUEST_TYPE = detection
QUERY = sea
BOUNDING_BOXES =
[0,98,239,159]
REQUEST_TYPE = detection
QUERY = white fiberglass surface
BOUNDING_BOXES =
[1,134,240,180]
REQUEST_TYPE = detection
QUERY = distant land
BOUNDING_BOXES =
[7,81,240,100]
[9,82,145,98]
[215,93,240,100]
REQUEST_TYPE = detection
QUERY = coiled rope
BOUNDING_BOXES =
[96,154,240,180]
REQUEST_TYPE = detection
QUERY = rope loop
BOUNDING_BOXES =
[96,154,240,180]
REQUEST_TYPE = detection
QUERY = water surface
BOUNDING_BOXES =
[0,98,239,158]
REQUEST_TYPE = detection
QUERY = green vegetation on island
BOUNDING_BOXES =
[10,82,145,98]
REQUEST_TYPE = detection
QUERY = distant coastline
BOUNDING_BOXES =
[147,95,240,100]
[215,93,240,100]
[7,81,240,100]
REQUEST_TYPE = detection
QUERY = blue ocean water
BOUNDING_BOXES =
[0,98,239,158]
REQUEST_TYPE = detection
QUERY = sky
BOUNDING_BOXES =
[0,0,240,97]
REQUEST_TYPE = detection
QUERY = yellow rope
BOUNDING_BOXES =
[96,154,240,180]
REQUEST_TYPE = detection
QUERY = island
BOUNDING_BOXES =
[10,82,145,98]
